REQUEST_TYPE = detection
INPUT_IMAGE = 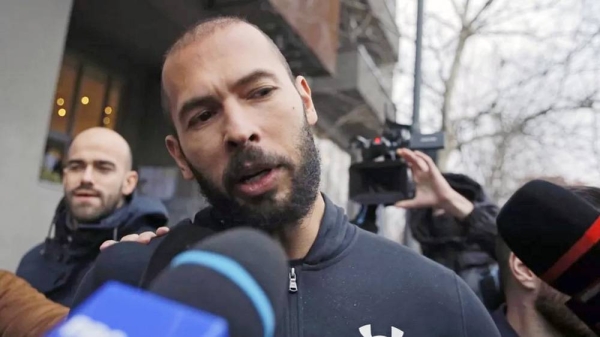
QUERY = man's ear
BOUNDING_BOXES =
[295,76,318,126]
[509,252,540,291]
[165,135,194,180]
[121,171,139,196]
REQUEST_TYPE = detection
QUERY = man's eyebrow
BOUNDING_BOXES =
[178,95,219,124]
[65,159,116,168]
[66,159,85,166]
[94,160,116,168]
[231,70,278,91]
[177,70,278,123]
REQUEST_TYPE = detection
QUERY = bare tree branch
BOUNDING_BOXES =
[468,0,496,26]
[450,0,464,23]
[426,12,460,31]
[476,30,547,39]
[475,0,563,30]
[437,26,474,168]
[394,0,599,199]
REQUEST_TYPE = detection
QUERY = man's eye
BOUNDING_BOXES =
[190,111,214,125]
[66,164,83,171]
[96,166,112,173]
[249,87,275,99]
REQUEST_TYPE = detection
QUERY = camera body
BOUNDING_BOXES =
[349,120,445,206]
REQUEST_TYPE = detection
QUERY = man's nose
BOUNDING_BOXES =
[223,102,261,150]
[81,165,94,184]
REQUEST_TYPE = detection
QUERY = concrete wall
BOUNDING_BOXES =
[314,135,351,209]
[365,0,399,59]
[357,46,394,122]
[0,0,73,270]
[309,51,359,93]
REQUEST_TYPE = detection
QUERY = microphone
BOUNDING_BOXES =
[497,180,600,333]
[140,222,216,288]
[72,220,217,308]
[47,228,288,337]
[148,227,288,337]
[71,241,158,308]
[48,281,228,337]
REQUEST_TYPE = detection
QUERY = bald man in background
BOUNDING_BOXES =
[16,127,169,307]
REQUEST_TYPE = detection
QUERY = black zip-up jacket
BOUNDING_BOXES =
[16,195,168,307]
[276,195,499,336]
[73,194,500,336]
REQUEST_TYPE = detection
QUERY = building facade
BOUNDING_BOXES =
[0,0,399,270]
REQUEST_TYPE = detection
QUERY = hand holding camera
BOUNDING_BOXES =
[394,149,474,220]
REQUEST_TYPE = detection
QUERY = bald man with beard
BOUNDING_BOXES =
[78,16,500,336]
[16,128,169,307]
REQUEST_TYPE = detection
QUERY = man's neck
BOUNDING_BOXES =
[506,297,563,337]
[278,193,325,260]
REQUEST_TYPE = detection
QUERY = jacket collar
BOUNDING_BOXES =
[301,194,357,266]
[49,194,167,252]
[51,199,128,244]
[48,199,131,259]
[200,193,357,267]
[53,193,167,234]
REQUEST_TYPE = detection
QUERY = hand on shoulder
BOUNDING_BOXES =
[100,227,170,251]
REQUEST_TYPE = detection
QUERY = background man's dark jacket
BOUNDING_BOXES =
[16,195,168,307]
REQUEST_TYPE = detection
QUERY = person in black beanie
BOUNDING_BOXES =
[396,148,501,309]
[491,185,600,337]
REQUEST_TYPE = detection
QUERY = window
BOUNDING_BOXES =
[40,52,125,183]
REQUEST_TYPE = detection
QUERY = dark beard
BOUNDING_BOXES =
[66,186,123,224]
[187,121,321,234]
[535,283,597,337]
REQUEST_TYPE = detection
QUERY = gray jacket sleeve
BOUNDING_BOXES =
[459,199,499,259]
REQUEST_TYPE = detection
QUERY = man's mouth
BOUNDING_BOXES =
[233,164,282,197]
[239,167,276,184]
[73,191,100,198]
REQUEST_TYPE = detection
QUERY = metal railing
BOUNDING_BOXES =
[356,45,395,122]
[366,0,400,57]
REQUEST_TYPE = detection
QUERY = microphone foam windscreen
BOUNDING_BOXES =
[497,179,600,296]
[71,241,157,309]
[148,228,288,337]
[140,222,215,288]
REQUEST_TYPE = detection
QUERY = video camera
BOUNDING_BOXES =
[348,120,444,206]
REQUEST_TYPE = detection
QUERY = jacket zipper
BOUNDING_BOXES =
[287,267,300,337]
[289,267,298,293]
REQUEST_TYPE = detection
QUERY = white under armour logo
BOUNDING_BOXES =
[359,324,404,337]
